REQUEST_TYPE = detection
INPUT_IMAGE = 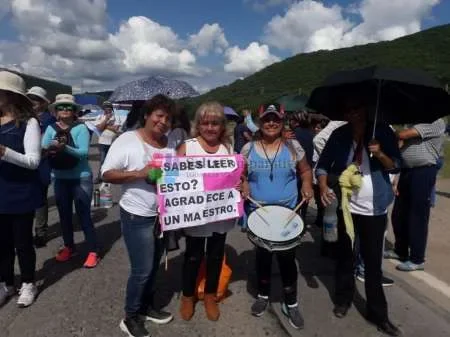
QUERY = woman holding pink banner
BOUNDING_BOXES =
[177,101,234,322]
[101,95,176,337]
[240,104,313,330]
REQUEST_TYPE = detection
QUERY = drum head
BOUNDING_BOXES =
[247,205,304,242]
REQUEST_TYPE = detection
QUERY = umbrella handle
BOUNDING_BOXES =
[370,80,382,159]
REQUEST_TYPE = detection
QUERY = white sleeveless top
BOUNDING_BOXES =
[183,138,235,237]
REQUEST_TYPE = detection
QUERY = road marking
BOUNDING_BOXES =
[388,260,450,299]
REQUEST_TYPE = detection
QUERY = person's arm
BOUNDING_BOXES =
[397,128,420,140]
[297,157,313,201]
[64,125,90,159]
[0,118,41,169]
[375,125,402,172]
[315,133,337,206]
[102,135,148,184]
[239,143,251,199]
[368,140,395,170]
[95,115,110,132]
[291,140,313,201]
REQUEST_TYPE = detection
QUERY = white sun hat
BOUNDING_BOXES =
[0,71,32,105]
[26,86,50,103]
[48,94,82,113]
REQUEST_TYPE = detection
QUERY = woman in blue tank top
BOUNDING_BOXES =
[0,71,42,308]
[240,104,313,330]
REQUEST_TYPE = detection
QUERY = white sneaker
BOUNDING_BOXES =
[17,283,38,308]
[0,282,15,306]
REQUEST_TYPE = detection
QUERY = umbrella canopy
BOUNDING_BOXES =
[306,66,450,124]
[224,106,241,121]
[275,93,309,112]
[109,76,199,103]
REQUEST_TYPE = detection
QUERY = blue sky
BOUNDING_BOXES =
[0,0,448,93]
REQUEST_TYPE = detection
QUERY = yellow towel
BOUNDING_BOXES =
[338,164,362,244]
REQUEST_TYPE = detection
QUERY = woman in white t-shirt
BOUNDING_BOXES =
[178,102,234,322]
[94,101,121,183]
[101,94,176,337]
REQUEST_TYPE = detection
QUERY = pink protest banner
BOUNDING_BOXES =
[157,154,245,231]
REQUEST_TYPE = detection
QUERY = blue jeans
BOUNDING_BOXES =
[54,177,97,252]
[120,208,163,317]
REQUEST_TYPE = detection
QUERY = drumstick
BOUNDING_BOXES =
[247,196,268,212]
[283,199,306,228]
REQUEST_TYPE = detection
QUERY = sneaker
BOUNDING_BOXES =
[17,283,38,308]
[396,261,425,272]
[384,250,406,261]
[140,308,173,324]
[281,303,305,330]
[356,274,395,287]
[56,246,74,262]
[119,317,150,337]
[251,295,269,317]
[0,282,15,306]
[83,252,100,268]
[381,276,394,287]
[34,235,47,248]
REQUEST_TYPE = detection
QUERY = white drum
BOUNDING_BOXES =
[247,205,304,251]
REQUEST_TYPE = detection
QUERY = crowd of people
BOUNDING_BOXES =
[0,69,446,337]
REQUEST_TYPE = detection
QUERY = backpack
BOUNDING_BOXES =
[48,122,81,170]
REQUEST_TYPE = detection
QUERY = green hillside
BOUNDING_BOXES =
[185,24,450,112]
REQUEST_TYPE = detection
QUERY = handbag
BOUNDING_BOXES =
[196,255,232,302]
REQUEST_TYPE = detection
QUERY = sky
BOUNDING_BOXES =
[0,0,448,94]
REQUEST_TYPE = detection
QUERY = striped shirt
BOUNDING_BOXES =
[401,118,446,168]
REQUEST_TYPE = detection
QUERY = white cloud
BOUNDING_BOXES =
[0,0,204,91]
[188,23,229,56]
[109,16,198,75]
[264,0,440,54]
[224,42,280,75]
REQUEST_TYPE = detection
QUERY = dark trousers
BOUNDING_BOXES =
[335,212,388,322]
[182,233,226,297]
[0,212,36,285]
[34,184,49,238]
[98,144,110,180]
[54,177,97,252]
[120,208,163,317]
[256,246,298,305]
[391,166,437,264]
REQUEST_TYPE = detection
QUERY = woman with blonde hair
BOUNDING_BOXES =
[0,71,42,307]
[178,101,234,322]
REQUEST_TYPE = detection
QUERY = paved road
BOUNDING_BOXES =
[1,148,450,337]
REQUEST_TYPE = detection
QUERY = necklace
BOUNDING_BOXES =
[260,140,282,181]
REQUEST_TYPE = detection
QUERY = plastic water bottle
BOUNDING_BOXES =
[99,183,113,209]
[323,189,338,242]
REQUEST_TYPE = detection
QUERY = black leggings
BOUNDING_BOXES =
[182,233,226,297]
[0,212,36,285]
[256,246,298,305]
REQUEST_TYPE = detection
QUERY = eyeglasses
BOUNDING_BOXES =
[56,106,74,112]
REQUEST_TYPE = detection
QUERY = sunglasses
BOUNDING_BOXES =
[261,115,282,123]
[56,105,74,112]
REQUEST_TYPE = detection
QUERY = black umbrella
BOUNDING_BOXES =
[306,66,450,126]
